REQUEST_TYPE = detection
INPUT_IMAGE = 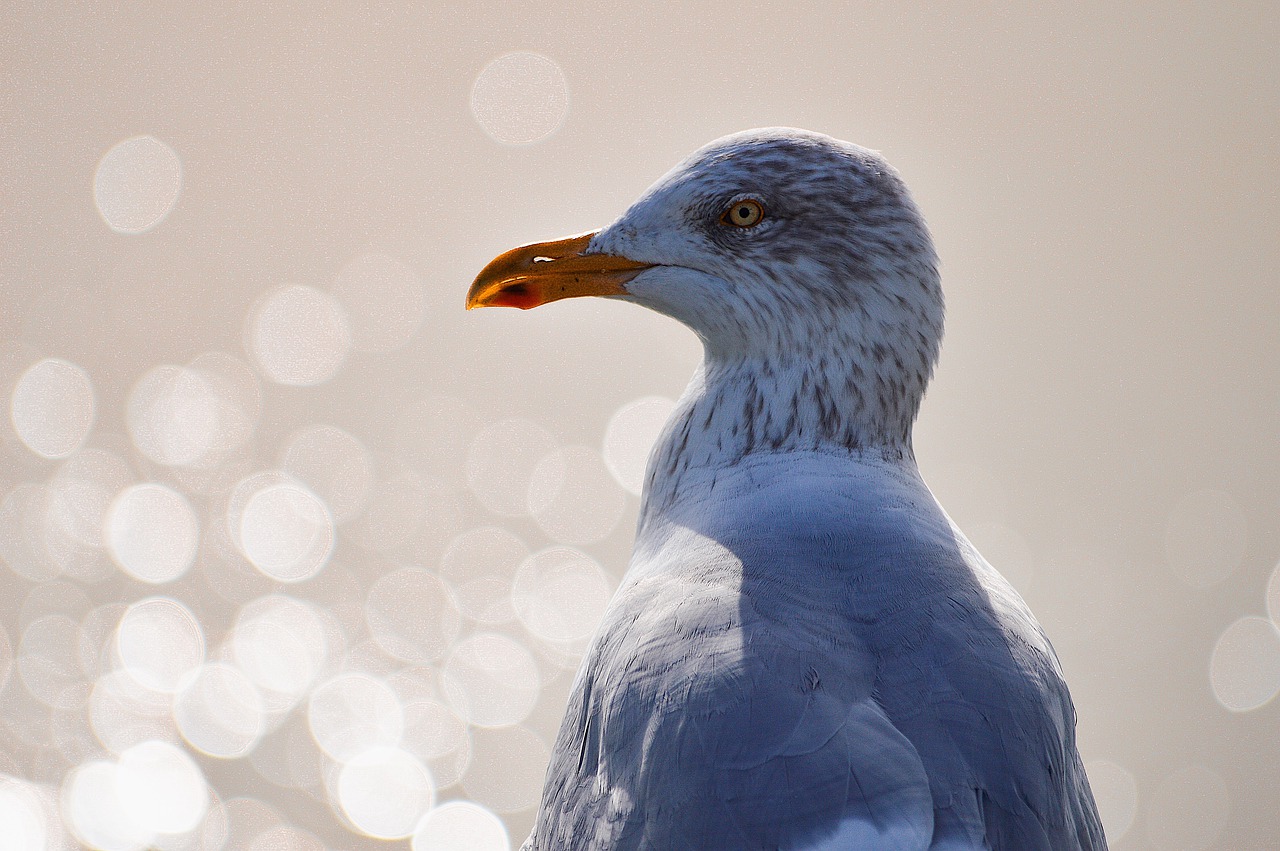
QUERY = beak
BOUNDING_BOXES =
[466,231,654,310]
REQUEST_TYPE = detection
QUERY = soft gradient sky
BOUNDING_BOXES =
[2,3,1277,848]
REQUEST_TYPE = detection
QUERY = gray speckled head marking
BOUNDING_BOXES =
[587,128,944,511]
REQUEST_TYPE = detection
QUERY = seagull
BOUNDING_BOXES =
[467,128,1105,850]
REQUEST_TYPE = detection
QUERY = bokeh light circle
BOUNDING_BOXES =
[105,484,200,583]
[307,673,404,762]
[10,358,95,459]
[280,424,373,523]
[337,746,435,839]
[441,633,539,728]
[412,800,509,851]
[512,547,611,643]
[116,597,205,693]
[400,698,472,789]
[0,776,48,851]
[238,481,334,582]
[116,740,209,834]
[232,595,329,708]
[63,760,155,851]
[1209,615,1280,712]
[249,285,351,386]
[88,669,175,755]
[126,365,220,467]
[527,446,626,545]
[93,135,182,233]
[602,395,675,495]
[440,527,528,625]
[470,52,569,145]
[51,448,131,551]
[173,662,266,758]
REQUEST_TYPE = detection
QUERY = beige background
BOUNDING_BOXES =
[2,2,1277,848]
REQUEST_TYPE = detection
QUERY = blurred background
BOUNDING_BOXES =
[1,2,1277,849]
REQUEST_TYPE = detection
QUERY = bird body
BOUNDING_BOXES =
[534,448,1098,850]
[468,128,1105,849]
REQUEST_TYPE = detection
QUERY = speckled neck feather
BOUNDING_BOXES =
[591,129,944,520]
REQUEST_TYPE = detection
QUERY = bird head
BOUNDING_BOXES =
[469,128,942,372]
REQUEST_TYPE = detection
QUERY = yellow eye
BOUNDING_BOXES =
[721,199,765,228]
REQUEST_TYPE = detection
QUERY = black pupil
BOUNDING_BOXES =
[738,206,751,220]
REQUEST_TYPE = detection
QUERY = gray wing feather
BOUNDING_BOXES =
[527,469,1105,850]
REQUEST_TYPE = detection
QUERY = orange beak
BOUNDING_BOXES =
[466,231,654,310]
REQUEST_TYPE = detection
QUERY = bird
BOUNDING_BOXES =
[466,128,1105,850]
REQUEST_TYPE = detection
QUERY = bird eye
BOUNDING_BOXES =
[720,199,764,229]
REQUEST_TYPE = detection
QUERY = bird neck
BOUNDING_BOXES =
[640,345,924,519]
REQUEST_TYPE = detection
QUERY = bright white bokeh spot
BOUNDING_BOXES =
[470,52,569,145]
[63,760,155,851]
[466,419,557,516]
[0,776,48,851]
[94,135,182,233]
[239,482,334,582]
[440,527,528,625]
[441,633,539,728]
[602,396,675,495]
[280,424,373,523]
[512,547,611,643]
[249,285,351,386]
[1085,759,1137,842]
[173,662,265,758]
[1145,764,1229,851]
[105,483,200,583]
[116,597,204,693]
[412,800,509,851]
[1209,615,1280,712]
[308,673,404,762]
[10,358,95,459]
[528,446,627,545]
[231,595,328,707]
[126,365,220,467]
[338,746,435,839]
[366,567,461,664]
[1164,489,1247,589]
[117,740,209,834]
[332,253,426,353]
[461,726,549,814]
